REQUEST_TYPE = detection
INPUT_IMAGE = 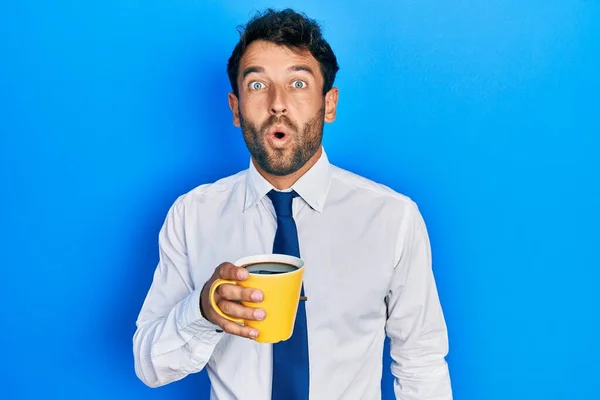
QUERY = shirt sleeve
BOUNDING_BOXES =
[133,197,224,387]
[385,201,453,399]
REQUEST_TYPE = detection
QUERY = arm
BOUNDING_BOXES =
[132,198,223,387]
[385,201,452,399]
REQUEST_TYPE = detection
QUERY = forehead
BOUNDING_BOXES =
[239,40,321,77]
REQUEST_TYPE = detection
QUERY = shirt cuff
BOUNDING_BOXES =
[179,287,224,343]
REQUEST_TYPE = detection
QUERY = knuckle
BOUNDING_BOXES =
[243,327,257,339]
[219,321,255,339]
[216,299,229,313]
[244,307,257,320]
[217,284,229,298]
[223,322,241,336]
[222,323,235,335]
[239,329,250,339]
[218,262,233,277]
[214,263,225,277]
[242,288,254,301]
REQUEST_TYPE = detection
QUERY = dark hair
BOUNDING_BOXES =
[227,8,339,97]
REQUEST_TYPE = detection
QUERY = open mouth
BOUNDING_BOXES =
[267,124,290,144]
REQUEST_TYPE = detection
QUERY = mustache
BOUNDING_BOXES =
[260,115,298,133]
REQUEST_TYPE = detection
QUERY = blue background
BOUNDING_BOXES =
[1,1,598,399]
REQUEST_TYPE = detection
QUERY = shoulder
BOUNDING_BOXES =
[170,169,247,213]
[329,164,419,214]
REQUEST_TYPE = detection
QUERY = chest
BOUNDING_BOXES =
[187,204,396,329]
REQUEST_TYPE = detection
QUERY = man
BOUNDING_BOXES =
[133,8,452,400]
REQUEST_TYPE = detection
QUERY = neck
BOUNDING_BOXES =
[253,147,322,190]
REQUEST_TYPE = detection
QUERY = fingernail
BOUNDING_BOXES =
[237,269,246,280]
[250,330,259,338]
[251,291,263,302]
[254,309,265,320]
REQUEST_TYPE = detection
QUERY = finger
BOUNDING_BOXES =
[218,262,248,281]
[217,284,263,303]
[216,283,243,301]
[218,319,259,340]
[216,298,266,321]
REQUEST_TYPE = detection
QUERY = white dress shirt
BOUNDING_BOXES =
[133,148,452,399]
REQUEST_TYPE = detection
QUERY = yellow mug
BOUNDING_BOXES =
[209,254,305,343]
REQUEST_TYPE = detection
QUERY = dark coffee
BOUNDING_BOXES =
[245,262,298,275]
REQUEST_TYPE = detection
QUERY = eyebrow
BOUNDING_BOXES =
[241,65,316,80]
[289,65,315,76]
[241,66,264,79]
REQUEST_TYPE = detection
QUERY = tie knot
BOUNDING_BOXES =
[267,190,298,218]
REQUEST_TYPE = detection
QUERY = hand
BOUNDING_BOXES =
[200,262,265,339]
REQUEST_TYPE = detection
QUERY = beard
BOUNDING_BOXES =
[239,105,325,176]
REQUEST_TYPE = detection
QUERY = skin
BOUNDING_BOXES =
[199,40,339,339]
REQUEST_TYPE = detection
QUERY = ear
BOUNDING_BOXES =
[324,87,339,123]
[228,92,241,127]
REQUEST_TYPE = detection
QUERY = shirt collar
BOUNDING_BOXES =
[244,148,332,213]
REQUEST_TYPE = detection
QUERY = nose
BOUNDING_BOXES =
[269,86,288,116]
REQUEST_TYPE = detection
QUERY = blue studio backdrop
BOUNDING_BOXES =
[1,1,598,399]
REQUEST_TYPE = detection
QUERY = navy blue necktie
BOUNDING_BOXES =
[267,190,309,400]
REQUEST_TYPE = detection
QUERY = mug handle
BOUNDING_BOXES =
[209,278,245,325]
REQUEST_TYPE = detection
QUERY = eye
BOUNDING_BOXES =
[249,81,265,91]
[292,80,307,89]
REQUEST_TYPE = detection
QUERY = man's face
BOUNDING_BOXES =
[228,40,338,176]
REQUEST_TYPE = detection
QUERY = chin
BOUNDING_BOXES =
[264,161,298,176]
